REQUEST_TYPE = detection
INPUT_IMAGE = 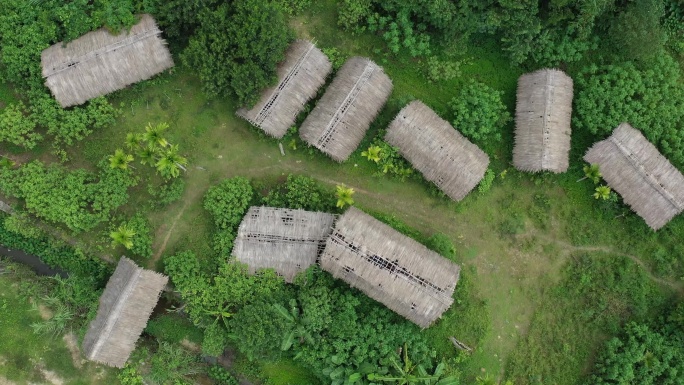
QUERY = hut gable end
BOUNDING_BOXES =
[237,40,332,139]
[82,257,168,368]
[385,100,489,202]
[299,57,393,161]
[584,123,684,230]
[513,69,573,173]
[319,207,461,328]
[233,206,335,282]
[41,14,174,107]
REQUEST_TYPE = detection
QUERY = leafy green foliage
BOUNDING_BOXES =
[0,214,109,279]
[587,321,684,384]
[424,56,463,84]
[148,341,202,385]
[228,299,289,360]
[0,160,136,233]
[335,185,355,208]
[574,54,684,167]
[0,102,41,149]
[608,0,667,62]
[263,174,337,212]
[118,364,144,385]
[477,169,495,194]
[204,177,255,231]
[368,140,414,180]
[121,214,154,259]
[202,322,229,357]
[164,251,286,326]
[182,0,294,106]
[148,178,186,208]
[425,233,456,259]
[450,80,510,144]
[208,365,239,385]
[110,224,135,250]
[145,313,204,345]
[594,186,612,200]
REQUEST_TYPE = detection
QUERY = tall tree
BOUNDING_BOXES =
[182,0,294,106]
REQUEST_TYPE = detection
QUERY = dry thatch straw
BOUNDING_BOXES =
[232,206,335,282]
[41,14,174,108]
[237,40,332,139]
[299,57,392,161]
[320,207,461,328]
[513,69,573,173]
[584,123,684,230]
[82,257,168,368]
[385,100,489,202]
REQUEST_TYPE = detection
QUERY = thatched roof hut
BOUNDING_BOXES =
[41,14,174,108]
[233,206,335,282]
[320,207,461,328]
[237,40,332,139]
[584,123,684,230]
[385,100,489,201]
[513,69,573,173]
[82,257,168,368]
[299,57,392,161]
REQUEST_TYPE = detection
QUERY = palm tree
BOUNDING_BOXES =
[110,225,136,249]
[367,343,459,385]
[336,185,355,208]
[108,149,134,170]
[144,122,170,148]
[125,132,144,151]
[594,185,612,200]
[273,299,314,351]
[578,163,602,184]
[138,145,159,166]
[156,145,188,179]
[362,145,382,163]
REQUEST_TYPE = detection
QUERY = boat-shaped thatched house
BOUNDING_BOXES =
[41,14,174,108]
[237,40,332,139]
[513,69,573,173]
[385,100,489,201]
[299,57,392,161]
[320,207,461,328]
[584,123,684,230]
[233,206,335,282]
[82,257,168,368]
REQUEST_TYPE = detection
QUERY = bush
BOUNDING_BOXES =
[263,174,337,212]
[204,177,255,230]
[208,365,239,385]
[450,80,510,144]
[426,233,456,259]
[573,54,684,167]
[202,323,229,357]
[0,102,41,149]
[477,168,495,194]
[146,314,204,345]
[123,214,153,259]
[149,178,186,208]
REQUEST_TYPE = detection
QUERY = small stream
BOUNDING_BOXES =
[0,244,67,277]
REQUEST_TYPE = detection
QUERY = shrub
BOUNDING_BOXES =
[208,365,239,385]
[477,168,495,194]
[149,178,186,208]
[426,233,456,259]
[204,177,255,230]
[450,80,511,144]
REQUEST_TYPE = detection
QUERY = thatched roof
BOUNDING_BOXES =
[584,123,684,230]
[233,206,335,282]
[82,257,168,368]
[319,207,461,328]
[299,57,392,161]
[41,14,174,108]
[237,40,332,139]
[513,69,573,173]
[384,100,490,201]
